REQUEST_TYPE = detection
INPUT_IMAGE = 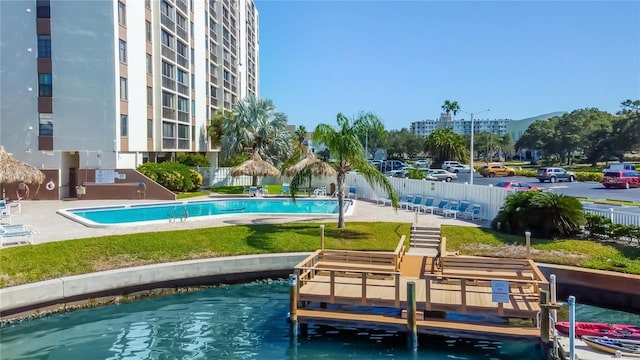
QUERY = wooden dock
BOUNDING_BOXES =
[291,236,549,342]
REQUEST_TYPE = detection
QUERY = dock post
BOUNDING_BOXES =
[525,231,532,259]
[320,224,325,250]
[539,289,550,345]
[407,281,418,351]
[568,296,576,360]
[288,274,299,337]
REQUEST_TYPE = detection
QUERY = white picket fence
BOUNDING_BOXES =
[196,167,640,225]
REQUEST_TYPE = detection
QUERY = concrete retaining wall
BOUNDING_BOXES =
[0,253,310,318]
[538,263,640,314]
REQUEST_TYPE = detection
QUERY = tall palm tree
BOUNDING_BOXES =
[207,109,233,148]
[220,96,293,184]
[424,127,467,165]
[442,100,460,120]
[294,125,307,148]
[294,113,399,228]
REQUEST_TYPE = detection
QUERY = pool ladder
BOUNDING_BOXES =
[168,206,189,223]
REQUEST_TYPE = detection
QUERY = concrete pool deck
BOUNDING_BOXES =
[6,196,483,244]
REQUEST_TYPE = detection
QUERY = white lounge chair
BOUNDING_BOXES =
[442,201,460,218]
[0,224,35,247]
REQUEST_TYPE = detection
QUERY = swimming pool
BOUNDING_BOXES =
[57,198,354,227]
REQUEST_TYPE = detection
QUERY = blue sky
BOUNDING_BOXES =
[256,1,640,130]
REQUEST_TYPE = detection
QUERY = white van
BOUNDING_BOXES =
[603,163,636,173]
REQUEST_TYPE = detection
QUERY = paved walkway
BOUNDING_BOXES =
[4,196,485,244]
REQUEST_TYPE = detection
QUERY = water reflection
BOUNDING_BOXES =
[1,281,637,360]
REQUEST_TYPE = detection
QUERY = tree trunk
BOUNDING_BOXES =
[336,172,345,228]
[252,176,258,186]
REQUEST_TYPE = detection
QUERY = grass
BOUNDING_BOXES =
[2,221,638,289]
[576,197,640,207]
[176,191,209,199]
[441,226,640,274]
[0,222,411,288]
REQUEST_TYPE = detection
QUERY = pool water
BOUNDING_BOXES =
[3,281,637,360]
[60,198,350,227]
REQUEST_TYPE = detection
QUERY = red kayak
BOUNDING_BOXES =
[555,322,640,340]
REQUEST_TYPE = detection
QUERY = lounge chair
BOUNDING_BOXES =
[281,183,290,195]
[418,197,435,213]
[424,199,449,215]
[442,200,460,218]
[313,187,327,197]
[463,203,482,221]
[376,194,392,206]
[0,224,35,247]
[348,186,357,199]
[406,195,424,211]
[399,194,415,209]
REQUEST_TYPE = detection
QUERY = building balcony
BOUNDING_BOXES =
[209,28,217,40]
[178,111,189,122]
[209,74,218,83]
[177,54,188,68]
[210,96,218,106]
[162,107,176,120]
[223,59,230,69]
[176,0,188,14]
[177,83,189,96]
[161,45,176,61]
[161,13,175,31]
[162,76,176,90]
[209,52,218,64]
[223,80,230,90]
[176,26,188,41]
[178,139,189,149]
[162,137,176,149]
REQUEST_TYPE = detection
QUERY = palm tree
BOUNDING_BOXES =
[442,100,460,120]
[294,125,307,148]
[207,109,233,148]
[220,96,293,185]
[424,127,468,165]
[294,113,399,228]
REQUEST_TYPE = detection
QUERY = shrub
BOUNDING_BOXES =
[137,162,202,192]
[176,154,211,167]
[575,172,603,182]
[492,191,586,238]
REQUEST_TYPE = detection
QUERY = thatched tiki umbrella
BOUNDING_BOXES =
[0,146,46,199]
[285,151,336,189]
[230,152,281,186]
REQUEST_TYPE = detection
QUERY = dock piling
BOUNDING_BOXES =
[288,274,299,336]
[539,289,550,344]
[407,281,418,351]
[320,224,325,250]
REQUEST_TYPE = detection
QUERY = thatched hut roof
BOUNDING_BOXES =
[230,152,281,177]
[285,152,336,177]
[0,147,45,184]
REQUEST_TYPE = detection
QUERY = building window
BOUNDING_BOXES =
[120,77,128,100]
[162,91,174,107]
[161,30,172,48]
[178,124,189,139]
[145,21,152,41]
[147,86,153,106]
[176,13,187,31]
[146,54,153,74]
[160,0,172,18]
[120,114,128,136]
[147,119,153,138]
[145,0,151,9]
[190,48,194,65]
[177,69,186,85]
[176,40,187,58]
[162,121,175,137]
[161,61,174,78]
[191,74,195,89]
[177,96,189,112]
[39,113,53,136]
[191,100,195,113]
[36,0,50,18]
[119,40,127,63]
[118,2,126,26]
[190,21,194,38]
[37,35,51,58]
[38,73,52,97]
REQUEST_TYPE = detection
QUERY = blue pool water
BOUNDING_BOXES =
[2,281,638,360]
[59,198,349,227]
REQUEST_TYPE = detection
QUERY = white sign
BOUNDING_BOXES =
[95,169,115,184]
[116,172,126,180]
[491,280,510,303]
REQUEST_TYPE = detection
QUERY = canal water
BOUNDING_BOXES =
[1,280,638,359]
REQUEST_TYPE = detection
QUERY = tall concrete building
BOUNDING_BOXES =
[0,0,258,197]
[410,113,510,138]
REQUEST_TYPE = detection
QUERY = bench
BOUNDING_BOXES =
[315,235,406,272]
[439,256,535,281]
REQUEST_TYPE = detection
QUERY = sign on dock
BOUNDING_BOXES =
[491,280,510,303]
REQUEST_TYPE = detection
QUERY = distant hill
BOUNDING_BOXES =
[507,111,566,141]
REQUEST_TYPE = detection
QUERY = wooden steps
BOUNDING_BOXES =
[409,226,440,256]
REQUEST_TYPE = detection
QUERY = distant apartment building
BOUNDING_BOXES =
[0,0,258,197]
[411,113,510,137]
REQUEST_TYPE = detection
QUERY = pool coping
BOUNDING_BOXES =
[56,197,355,228]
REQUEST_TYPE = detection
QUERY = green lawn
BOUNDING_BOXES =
[1,222,638,289]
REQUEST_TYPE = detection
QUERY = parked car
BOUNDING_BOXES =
[494,181,540,191]
[478,163,516,177]
[448,164,472,173]
[413,160,430,169]
[427,169,457,182]
[536,167,576,183]
[602,170,640,189]
[442,160,462,170]
[602,163,637,173]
